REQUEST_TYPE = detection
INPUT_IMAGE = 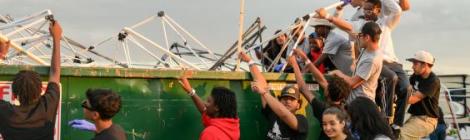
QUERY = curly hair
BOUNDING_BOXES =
[211,87,238,119]
[12,70,42,105]
[86,89,122,120]
[326,75,352,103]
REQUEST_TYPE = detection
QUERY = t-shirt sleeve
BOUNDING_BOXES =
[310,98,327,121]
[202,112,211,127]
[262,105,274,119]
[419,78,440,97]
[355,60,374,80]
[295,115,309,133]
[43,82,60,116]
[44,82,60,102]
[323,35,341,55]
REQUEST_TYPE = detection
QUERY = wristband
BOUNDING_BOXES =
[248,60,256,66]
[188,89,196,96]
[305,59,312,65]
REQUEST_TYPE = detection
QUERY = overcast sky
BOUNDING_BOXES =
[1,0,469,74]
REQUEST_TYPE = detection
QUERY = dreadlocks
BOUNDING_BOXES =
[211,87,238,119]
[12,70,42,105]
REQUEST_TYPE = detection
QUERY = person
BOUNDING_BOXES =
[429,107,446,140]
[316,0,410,129]
[306,33,326,73]
[240,52,308,140]
[178,71,240,140]
[399,51,440,140]
[347,97,395,140]
[0,21,61,140]
[69,89,126,140]
[322,107,352,140]
[311,19,353,76]
[255,30,288,71]
[291,48,352,140]
[329,22,383,103]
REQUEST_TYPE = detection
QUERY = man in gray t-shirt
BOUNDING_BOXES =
[349,49,383,102]
[330,22,383,103]
[311,19,353,76]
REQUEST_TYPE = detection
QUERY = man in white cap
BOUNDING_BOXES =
[399,50,440,140]
[311,18,353,76]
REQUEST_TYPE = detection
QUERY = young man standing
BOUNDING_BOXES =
[240,52,309,140]
[0,21,62,140]
[69,89,126,140]
[179,71,240,140]
[400,51,440,140]
[330,22,383,103]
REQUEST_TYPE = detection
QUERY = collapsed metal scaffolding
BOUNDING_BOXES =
[0,1,343,71]
[0,9,114,67]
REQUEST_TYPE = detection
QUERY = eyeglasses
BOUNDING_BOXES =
[81,100,95,111]
[356,33,364,38]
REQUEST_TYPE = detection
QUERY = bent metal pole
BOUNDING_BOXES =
[280,1,344,72]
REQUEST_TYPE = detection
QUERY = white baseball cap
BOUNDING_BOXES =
[406,50,435,65]
[310,18,336,29]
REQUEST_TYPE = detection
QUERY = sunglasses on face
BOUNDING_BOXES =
[81,100,95,111]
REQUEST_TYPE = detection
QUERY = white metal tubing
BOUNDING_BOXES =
[442,84,463,140]
[10,34,49,42]
[123,27,200,70]
[0,9,51,30]
[164,15,218,59]
[120,40,131,66]
[161,17,209,67]
[127,35,168,67]
[244,23,303,53]
[161,17,188,45]
[235,0,246,71]
[161,18,174,64]
[130,15,157,29]
[279,1,344,72]
[6,18,46,37]
[0,34,47,65]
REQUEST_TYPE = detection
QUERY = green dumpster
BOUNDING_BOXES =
[0,65,324,140]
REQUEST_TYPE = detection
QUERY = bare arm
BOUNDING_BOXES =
[0,40,10,60]
[293,49,329,101]
[289,54,314,102]
[179,71,206,114]
[382,0,402,29]
[408,91,425,104]
[313,54,328,67]
[331,70,364,88]
[49,21,62,84]
[240,52,268,108]
[252,80,300,131]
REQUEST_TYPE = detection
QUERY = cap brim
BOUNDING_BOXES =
[406,58,418,62]
[280,94,299,100]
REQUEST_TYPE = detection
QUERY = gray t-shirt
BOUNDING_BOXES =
[323,32,353,76]
[347,49,383,103]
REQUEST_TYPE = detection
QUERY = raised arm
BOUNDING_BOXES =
[382,0,402,29]
[316,8,353,33]
[294,49,328,91]
[251,78,301,131]
[179,71,206,114]
[239,52,268,108]
[49,21,62,84]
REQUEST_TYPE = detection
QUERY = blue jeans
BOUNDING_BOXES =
[380,62,411,126]
[429,124,447,140]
